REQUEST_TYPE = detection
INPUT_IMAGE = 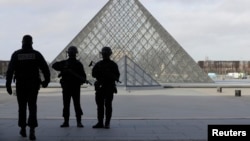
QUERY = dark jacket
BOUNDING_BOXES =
[52,58,86,85]
[6,48,50,89]
[92,59,120,87]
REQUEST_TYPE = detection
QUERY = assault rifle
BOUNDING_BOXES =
[58,69,92,85]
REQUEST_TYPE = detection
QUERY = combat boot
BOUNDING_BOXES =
[104,120,110,129]
[76,116,84,128]
[29,128,36,140]
[60,117,69,127]
[19,127,27,137]
[92,122,104,128]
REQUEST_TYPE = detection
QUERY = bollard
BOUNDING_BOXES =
[217,87,222,93]
[235,90,241,97]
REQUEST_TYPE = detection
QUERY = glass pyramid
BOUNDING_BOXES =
[49,0,213,84]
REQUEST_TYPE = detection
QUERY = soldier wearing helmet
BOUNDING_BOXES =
[52,46,86,128]
[92,46,120,129]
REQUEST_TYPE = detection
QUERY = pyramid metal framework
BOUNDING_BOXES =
[49,0,213,84]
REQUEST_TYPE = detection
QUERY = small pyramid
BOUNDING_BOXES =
[50,0,213,84]
[117,55,160,87]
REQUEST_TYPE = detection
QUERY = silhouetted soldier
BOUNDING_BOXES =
[52,46,86,128]
[92,46,120,129]
[6,34,50,140]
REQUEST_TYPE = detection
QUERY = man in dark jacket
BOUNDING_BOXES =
[92,46,120,129]
[52,46,86,128]
[6,35,50,140]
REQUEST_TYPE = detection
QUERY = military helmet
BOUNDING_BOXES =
[67,46,78,55]
[101,46,112,56]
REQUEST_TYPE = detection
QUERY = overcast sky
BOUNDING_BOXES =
[1,0,250,62]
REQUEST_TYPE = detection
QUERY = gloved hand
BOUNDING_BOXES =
[41,81,49,88]
[6,85,12,95]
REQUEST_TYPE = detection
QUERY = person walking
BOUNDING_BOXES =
[92,46,120,129]
[52,46,86,128]
[6,34,51,140]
